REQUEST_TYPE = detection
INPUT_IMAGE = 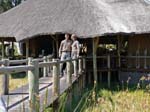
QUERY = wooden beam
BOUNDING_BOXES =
[117,36,121,67]
[117,35,121,82]
[52,59,60,97]
[51,35,59,57]
[92,37,99,85]
[107,54,111,88]
[1,59,9,95]
[56,35,59,58]
[43,56,48,77]
[12,42,14,57]
[67,61,72,86]
[144,49,147,69]
[1,40,4,58]
[26,39,29,58]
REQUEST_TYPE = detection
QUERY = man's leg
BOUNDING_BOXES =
[72,53,77,76]
[60,53,66,76]
[64,53,71,75]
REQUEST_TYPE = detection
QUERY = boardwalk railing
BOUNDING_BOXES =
[0,55,86,111]
[0,55,53,95]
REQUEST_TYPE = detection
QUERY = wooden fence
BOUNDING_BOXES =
[0,55,86,111]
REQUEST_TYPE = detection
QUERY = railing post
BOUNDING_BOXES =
[2,59,9,95]
[43,56,48,77]
[78,57,82,74]
[83,57,86,71]
[67,60,73,86]
[73,59,78,76]
[66,60,73,112]
[52,59,60,97]
[107,55,111,88]
[83,57,86,87]
[47,56,52,76]
[28,58,39,112]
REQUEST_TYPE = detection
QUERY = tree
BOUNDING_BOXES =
[0,0,23,13]
[0,0,12,12]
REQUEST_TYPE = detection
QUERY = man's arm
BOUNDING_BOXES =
[76,41,80,57]
[59,42,63,58]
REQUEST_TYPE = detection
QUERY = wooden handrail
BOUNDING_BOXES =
[0,65,34,74]
[0,56,86,111]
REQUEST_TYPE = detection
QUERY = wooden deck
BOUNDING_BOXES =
[1,75,78,112]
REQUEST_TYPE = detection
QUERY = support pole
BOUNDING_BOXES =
[52,59,60,112]
[1,40,4,58]
[107,54,111,88]
[83,57,86,87]
[26,40,29,58]
[2,59,9,95]
[117,36,121,68]
[73,59,78,76]
[52,59,60,97]
[67,60,73,86]
[144,49,147,69]
[28,58,39,112]
[66,60,73,111]
[12,42,14,57]
[92,37,99,86]
[55,36,59,58]
[117,36,121,82]
[43,56,48,77]
[78,57,82,74]
[136,50,140,68]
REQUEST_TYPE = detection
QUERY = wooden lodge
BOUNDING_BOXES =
[0,0,150,111]
[8,32,149,85]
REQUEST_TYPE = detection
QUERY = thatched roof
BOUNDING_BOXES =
[0,0,150,41]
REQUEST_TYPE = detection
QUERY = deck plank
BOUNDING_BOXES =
[1,75,77,112]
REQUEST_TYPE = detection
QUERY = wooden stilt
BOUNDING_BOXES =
[43,56,48,77]
[92,37,99,85]
[67,60,73,86]
[2,59,9,95]
[1,40,4,58]
[26,40,29,58]
[144,49,147,69]
[12,42,14,57]
[117,36,121,81]
[107,54,111,88]
[28,58,39,112]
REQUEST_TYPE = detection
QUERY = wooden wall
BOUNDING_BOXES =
[22,36,54,58]
[128,34,150,68]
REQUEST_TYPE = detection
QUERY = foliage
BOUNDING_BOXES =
[0,0,22,13]
[78,83,150,112]
[0,0,12,12]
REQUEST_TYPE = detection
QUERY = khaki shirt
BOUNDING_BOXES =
[59,39,72,56]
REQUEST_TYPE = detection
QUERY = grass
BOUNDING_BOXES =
[0,73,28,94]
[78,83,150,112]
[44,81,150,112]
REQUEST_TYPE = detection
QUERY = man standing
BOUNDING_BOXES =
[59,34,72,76]
[71,34,80,76]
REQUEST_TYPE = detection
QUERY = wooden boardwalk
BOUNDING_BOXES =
[0,57,86,112]
[1,75,77,112]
